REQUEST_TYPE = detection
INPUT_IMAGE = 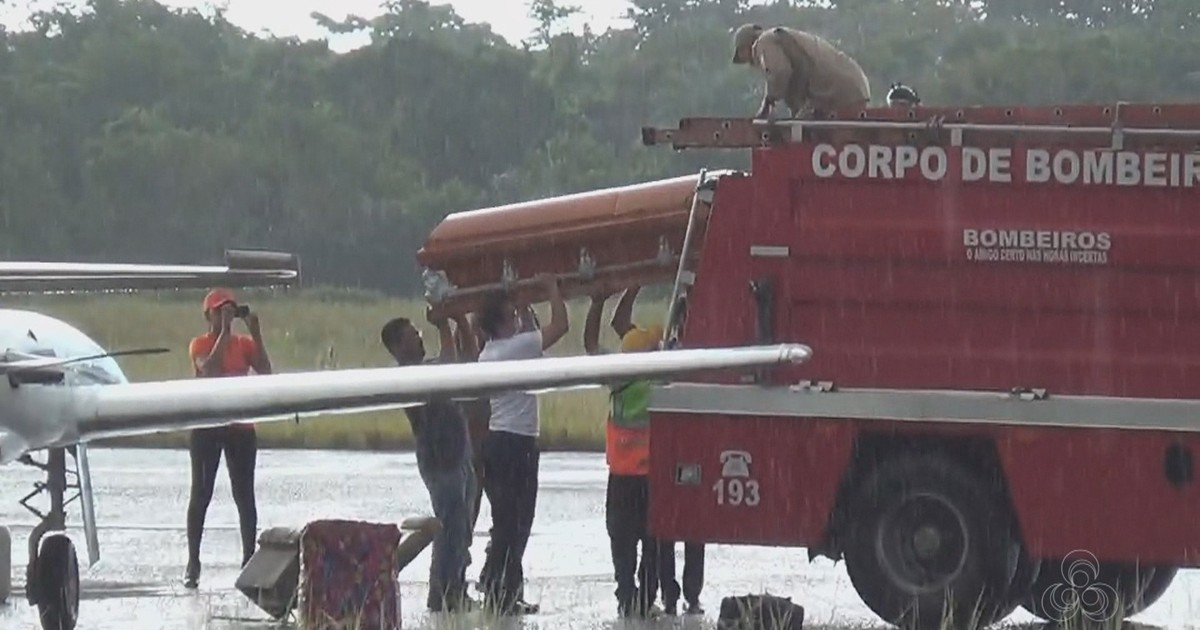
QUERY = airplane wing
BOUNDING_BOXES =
[60,343,811,446]
[0,249,300,293]
[0,348,169,374]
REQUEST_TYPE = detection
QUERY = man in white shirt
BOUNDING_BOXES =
[475,273,569,615]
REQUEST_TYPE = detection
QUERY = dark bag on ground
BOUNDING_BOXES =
[717,593,805,630]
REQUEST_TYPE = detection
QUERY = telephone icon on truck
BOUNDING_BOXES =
[720,450,752,478]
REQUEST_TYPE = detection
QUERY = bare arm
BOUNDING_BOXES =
[538,274,569,350]
[453,313,479,362]
[755,38,793,116]
[610,286,639,338]
[759,38,793,102]
[193,330,234,377]
[195,307,236,376]
[583,296,606,355]
[246,314,273,375]
[436,319,457,362]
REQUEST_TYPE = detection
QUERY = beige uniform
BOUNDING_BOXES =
[751,27,871,116]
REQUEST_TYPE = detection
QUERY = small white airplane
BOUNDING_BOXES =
[0,249,811,630]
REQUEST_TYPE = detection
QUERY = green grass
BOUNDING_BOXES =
[0,287,668,452]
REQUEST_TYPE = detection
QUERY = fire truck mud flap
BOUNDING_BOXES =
[840,451,1022,629]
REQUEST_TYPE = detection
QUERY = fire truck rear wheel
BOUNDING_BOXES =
[842,453,1017,630]
[1129,565,1176,615]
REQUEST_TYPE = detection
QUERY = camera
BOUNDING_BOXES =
[234,305,250,318]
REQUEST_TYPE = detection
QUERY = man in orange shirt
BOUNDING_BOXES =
[184,288,273,589]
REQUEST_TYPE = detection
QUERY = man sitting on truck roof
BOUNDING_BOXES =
[732,23,871,119]
[584,285,665,619]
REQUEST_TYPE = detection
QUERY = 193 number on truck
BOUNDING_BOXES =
[713,449,761,507]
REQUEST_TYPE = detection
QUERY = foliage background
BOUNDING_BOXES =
[2,0,1196,296]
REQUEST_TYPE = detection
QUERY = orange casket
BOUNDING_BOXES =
[417,171,730,315]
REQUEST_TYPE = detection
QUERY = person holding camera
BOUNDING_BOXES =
[183,288,273,589]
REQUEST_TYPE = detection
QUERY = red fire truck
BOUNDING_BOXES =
[417,102,1200,629]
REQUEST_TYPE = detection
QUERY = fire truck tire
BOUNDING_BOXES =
[1126,565,1176,616]
[841,453,1017,630]
[987,543,1038,624]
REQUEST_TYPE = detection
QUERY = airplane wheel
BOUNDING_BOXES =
[842,453,1017,630]
[36,534,79,630]
[0,525,11,603]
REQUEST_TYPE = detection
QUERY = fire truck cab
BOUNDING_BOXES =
[418,101,1200,629]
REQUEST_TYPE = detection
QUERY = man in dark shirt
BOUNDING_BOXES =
[381,309,479,613]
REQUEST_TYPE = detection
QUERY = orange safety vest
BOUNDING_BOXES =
[606,380,651,476]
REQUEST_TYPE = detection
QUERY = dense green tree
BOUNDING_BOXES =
[0,0,1195,294]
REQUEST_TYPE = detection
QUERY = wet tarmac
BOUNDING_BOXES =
[1,448,1198,629]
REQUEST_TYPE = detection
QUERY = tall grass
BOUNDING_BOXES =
[1,287,667,452]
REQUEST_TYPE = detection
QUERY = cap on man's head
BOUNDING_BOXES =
[203,288,236,312]
[620,325,664,353]
[732,23,763,64]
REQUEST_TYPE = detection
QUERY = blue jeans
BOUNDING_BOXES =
[418,452,477,611]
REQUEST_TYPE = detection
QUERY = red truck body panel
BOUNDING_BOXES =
[648,413,856,546]
[650,414,1200,565]
[648,104,1200,567]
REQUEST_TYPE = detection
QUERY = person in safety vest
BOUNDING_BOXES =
[731,23,871,119]
[583,285,665,619]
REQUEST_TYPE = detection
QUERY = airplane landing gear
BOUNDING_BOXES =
[34,535,78,630]
[18,447,82,630]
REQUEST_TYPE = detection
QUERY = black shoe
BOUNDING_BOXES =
[183,562,199,589]
[484,588,540,616]
[617,587,637,618]
[511,599,539,615]
[664,600,678,615]
[685,601,704,615]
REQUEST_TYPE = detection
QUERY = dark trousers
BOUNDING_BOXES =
[478,430,539,610]
[469,440,486,533]
[647,540,706,608]
[186,425,258,578]
[465,399,490,532]
[606,473,660,615]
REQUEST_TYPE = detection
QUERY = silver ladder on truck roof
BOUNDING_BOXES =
[641,103,1200,152]
[649,382,1200,434]
[660,169,723,348]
